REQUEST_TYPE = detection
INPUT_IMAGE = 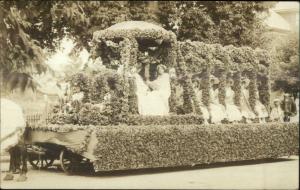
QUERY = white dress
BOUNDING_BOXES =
[254,92,268,118]
[240,87,256,119]
[225,87,243,122]
[194,88,210,120]
[1,99,26,153]
[135,73,171,116]
[209,89,227,123]
[270,106,284,122]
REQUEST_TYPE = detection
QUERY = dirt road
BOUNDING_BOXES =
[0,156,298,189]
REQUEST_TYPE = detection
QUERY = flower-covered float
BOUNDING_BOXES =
[26,21,298,175]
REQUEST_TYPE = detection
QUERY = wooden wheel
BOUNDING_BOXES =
[59,149,81,175]
[28,154,55,169]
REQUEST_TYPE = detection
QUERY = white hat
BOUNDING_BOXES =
[210,76,219,84]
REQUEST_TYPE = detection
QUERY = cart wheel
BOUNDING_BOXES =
[59,149,79,175]
[29,155,55,169]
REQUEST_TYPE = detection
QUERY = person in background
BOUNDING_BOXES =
[254,90,269,123]
[269,99,284,122]
[240,77,256,123]
[290,92,299,123]
[208,76,227,124]
[281,93,297,122]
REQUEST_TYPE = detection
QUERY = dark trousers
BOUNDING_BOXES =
[283,112,292,122]
[8,145,27,174]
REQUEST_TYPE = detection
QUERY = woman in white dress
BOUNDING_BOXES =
[254,91,269,123]
[224,79,243,123]
[135,64,171,116]
[209,76,227,124]
[192,79,210,124]
[240,78,256,123]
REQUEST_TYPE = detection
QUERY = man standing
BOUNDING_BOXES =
[281,94,297,122]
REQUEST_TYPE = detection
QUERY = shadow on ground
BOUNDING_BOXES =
[41,157,297,177]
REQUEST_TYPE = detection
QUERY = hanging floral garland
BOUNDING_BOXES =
[169,77,178,114]
[248,72,258,116]
[232,71,242,106]
[128,76,138,114]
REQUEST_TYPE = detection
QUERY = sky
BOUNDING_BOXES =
[45,37,90,76]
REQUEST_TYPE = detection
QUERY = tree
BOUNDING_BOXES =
[0,1,277,93]
[271,34,299,95]
[0,1,48,93]
[157,1,276,48]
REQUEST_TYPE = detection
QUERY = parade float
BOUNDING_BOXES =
[26,21,298,175]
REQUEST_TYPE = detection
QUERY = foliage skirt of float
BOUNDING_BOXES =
[27,122,299,172]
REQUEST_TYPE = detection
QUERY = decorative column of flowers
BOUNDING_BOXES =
[169,77,178,114]
[125,37,139,114]
[263,69,271,111]
[248,65,258,116]
[226,46,243,108]
[176,46,193,114]
[202,64,211,107]
[118,37,132,120]
[212,44,227,107]
[168,32,178,68]
[130,37,138,68]
[232,71,241,106]
[167,34,178,114]
[255,49,271,112]
[182,76,194,114]
[218,69,227,106]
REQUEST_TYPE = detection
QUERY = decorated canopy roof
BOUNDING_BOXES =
[93,21,176,42]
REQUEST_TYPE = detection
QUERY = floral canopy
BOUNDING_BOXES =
[93,21,176,42]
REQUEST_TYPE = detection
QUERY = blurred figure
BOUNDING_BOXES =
[281,94,297,122]
[270,99,284,122]
[290,93,299,123]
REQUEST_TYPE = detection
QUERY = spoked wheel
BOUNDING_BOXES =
[28,155,55,169]
[59,149,94,175]
[59,149,81,175]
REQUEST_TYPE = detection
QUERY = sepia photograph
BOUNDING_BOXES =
[0,1,299,189]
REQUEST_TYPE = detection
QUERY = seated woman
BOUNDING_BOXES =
[192,79,210,125]
[240,77,256,123]
[209,76,227,124]
[134,64,171,116]
[224,79,243,123]
[254,91,269,123]
[270,99,284,122]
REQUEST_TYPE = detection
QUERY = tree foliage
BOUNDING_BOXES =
[271,34,299,94]
[0,1,278,93]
